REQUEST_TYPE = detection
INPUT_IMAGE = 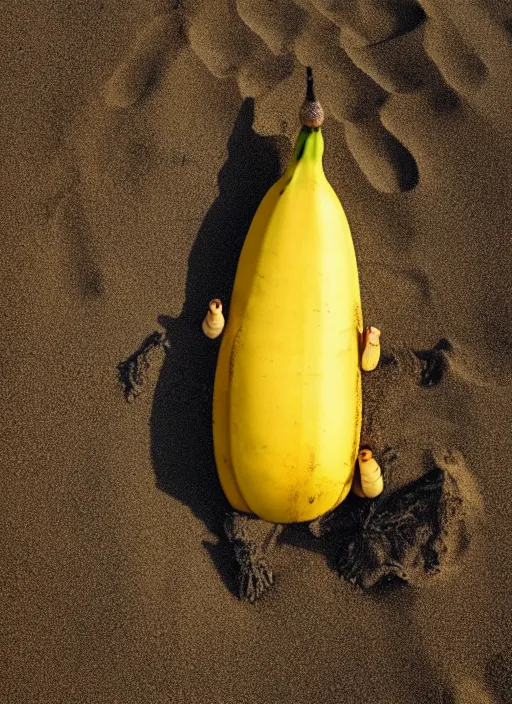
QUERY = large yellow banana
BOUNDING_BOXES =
[212,69,363,523]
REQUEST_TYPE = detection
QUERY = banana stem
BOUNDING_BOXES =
[306,66,315,102]
[292,127,310,161]
[299,66,324,128]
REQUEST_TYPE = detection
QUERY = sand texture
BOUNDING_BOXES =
[2,0,512,702]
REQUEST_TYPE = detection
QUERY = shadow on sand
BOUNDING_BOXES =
[149,99,289,592]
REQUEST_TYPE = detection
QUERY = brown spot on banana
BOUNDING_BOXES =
[229,328,243,381]
[354,302,363,334]
[350,368,363,469]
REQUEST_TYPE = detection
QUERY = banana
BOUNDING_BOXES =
[212,67,364,523]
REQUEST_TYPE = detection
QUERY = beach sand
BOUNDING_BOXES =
[2,1,512,702]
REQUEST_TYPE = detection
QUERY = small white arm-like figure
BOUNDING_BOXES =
[202,298,225,339]
[354,326,384,498]
[352,449,384,499]
[361,326,381,371]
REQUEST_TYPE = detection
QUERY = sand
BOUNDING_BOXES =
[2,0,512,702]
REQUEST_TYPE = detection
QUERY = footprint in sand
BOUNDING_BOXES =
[51,183,105,300]
[104,13,186,109]
[103,0,511,194]
[299,0,511,191]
